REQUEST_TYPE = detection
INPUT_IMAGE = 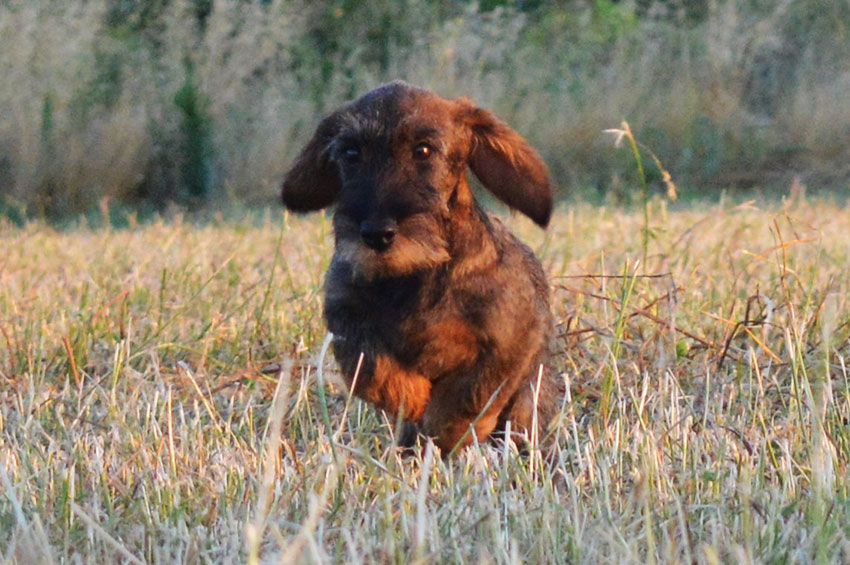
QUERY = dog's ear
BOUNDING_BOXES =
[281,112,343,212]
[461,103,553,227]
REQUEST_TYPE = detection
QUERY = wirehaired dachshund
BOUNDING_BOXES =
[282,81,558,452]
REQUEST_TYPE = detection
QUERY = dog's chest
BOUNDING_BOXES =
[330,272,482,376]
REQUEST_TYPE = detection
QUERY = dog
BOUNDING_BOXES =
[282,81,558,453]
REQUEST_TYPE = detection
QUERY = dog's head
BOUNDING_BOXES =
[282,81,552,280]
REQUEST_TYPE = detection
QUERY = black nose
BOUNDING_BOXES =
[360,220,398,252]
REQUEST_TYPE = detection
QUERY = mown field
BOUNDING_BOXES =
[1,197,849,563]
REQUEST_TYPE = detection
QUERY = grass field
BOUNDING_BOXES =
[1,197,849,563]
[4,1,850,215]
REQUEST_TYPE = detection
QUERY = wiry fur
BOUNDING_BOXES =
[282,81,560,452]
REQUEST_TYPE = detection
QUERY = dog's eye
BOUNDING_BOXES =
[412,143,434,161]
[340,146,360,164]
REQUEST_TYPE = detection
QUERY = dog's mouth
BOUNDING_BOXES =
[335,214,450,280]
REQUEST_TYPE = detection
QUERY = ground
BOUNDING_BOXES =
[1,197,848,563]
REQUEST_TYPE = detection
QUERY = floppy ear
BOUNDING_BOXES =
[281,112,343,212]
[463,105,553,227]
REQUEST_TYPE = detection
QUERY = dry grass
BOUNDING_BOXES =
[1,0,849,214]
[1,196,849,563]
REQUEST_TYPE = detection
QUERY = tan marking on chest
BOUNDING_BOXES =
[416,318,480,376]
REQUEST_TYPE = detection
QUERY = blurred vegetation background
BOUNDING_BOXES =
[0,0,848,220]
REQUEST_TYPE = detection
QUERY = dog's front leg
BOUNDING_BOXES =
[421,362,526,453]
[363,354,432,424]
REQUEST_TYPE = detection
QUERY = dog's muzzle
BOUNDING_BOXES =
[360,219,398,252]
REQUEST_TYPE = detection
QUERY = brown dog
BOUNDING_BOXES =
[282,81,558,452]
